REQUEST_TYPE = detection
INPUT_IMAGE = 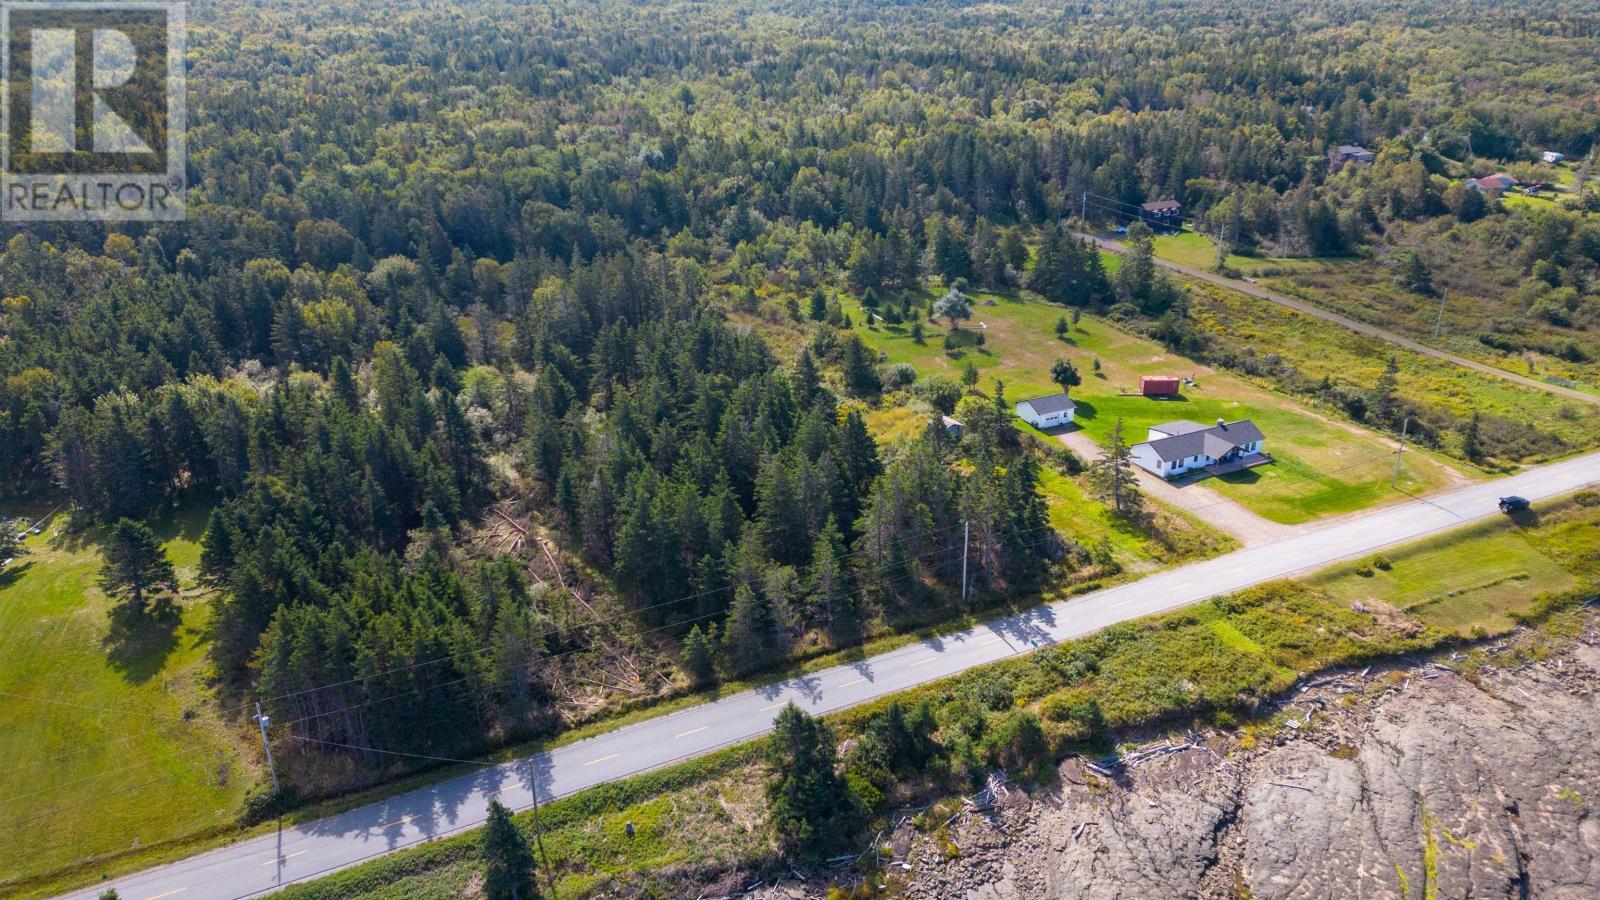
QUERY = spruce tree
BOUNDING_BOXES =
[1462,412,1483,463]
[723,584,779,674]
[681,623,717,685]
[100,519,178,616]
[482,800,538,900]
[766,703,858,856]
[1090,419,1142,515]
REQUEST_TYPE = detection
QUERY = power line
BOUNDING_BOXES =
[1,528,1068,830]
[270,521,1065,734]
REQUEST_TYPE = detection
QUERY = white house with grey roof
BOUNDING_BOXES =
[1015,392,1076,429]
[1131,418,1267,479]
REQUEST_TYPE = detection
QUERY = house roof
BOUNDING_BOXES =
[1141,200,1181,213]
[1019,393,1076,415]
[1149,419,1211,437]
[1138,419,1265,463]
[1335,144,1372,156]
[941,415,963,429]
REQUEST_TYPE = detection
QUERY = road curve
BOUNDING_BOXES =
[70,451,1600,900]
[1077,231,1600,407]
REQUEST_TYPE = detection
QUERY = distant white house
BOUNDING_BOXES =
[1015,393,1076,430]
[1542,151,1566,164]
[1131,418,1266,479]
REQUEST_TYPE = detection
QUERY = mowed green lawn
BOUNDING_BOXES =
[851,290,1467,525]
[1308,497,1600,635]
[1150,228,1329,276]
[0,504,253,889]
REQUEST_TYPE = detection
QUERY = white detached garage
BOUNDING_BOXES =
[1015,392,1076,429]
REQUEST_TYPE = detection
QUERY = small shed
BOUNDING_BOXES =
[1140,376,1181,398]
[940,415,964,439]
[1542,151,1566,164]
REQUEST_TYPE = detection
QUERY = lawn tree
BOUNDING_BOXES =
[933,286,971,329]
[100,519,177,616]
[482,799,538,900]
[1050,359,1081,395]
[1055,316,1068,339]
[961,359,980,388]
[766,703,858,856]
[1090,419,1142,515]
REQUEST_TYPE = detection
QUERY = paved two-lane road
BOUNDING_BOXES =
[74,451,1600,900]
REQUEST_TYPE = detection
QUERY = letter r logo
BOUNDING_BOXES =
[29,26,153,153]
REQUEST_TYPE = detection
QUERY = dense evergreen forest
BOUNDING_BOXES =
[3,0,1599,789]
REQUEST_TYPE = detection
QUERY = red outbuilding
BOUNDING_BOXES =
[1141,376,1181,397]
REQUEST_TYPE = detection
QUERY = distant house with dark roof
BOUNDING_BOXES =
[1329,144,1376,168]
[1139,200,1181,230]
[1015,392,1076,430]
[1467,172,1517,193]
[1130,418,1267,479]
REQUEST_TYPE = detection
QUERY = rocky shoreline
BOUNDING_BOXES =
[739,619,1600,899]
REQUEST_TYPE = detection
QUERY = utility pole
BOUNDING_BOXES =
[1432,288,1448,338]
[1081,191,1088,225]
[255,701,279,794]
[960,520,970,603]
[1392,417,1410,486]
[527,782,557,898]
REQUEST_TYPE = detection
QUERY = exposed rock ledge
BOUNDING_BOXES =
[753,626,1600,900]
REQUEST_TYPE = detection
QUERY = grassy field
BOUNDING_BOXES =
[1185,279,1600,457]
[1242,214,1600,396]
[0,503,255,888]
[1151,228,1331,276]
[1310,496,1600,635]
[851,290,1467,524]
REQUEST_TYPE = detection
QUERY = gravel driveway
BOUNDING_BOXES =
[1056,429,1302,547]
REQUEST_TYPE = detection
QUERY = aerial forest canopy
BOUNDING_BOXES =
[3,0,1599,772]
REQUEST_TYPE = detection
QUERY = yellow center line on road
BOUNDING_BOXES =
[377,814,417,829]
[1166,583,1188,593]
[908,656,939,668]
[583,752,620,767]
[839,677,868,688]
[977,637,1005,647]
[262,850,309,866]
[1111,597,1139,608]
[675,725,709,738]
[145,890,187,900]
[759,702,786,711]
